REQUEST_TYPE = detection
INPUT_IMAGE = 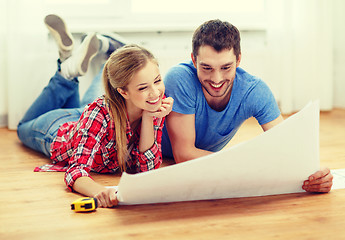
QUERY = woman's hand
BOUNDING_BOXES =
[302,168,333,193]
[73,177,118,208]
[148,97,174,118]
[94,187,118,208]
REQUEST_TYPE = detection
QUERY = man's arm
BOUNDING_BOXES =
[168,113,284,163]
[166,111,211,163]
[261,114,284,131]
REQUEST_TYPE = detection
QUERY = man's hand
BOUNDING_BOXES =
[302,168,333,193]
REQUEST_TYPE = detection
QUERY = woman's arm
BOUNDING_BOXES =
[138,111,155,153]
[73,177,118,208]
[65,100,118,207]
[139,97,173,153]
[134,97,173,171]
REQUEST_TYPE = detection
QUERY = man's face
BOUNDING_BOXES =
[192,45,241,107]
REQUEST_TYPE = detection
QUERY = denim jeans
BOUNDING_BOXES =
[17,62,104,157]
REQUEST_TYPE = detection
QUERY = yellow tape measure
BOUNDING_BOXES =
[71,197,98,212]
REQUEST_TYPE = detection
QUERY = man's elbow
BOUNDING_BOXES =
[173,152,190,164]
[172,147,194,164]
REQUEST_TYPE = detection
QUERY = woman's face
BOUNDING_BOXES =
[119,60,165,113]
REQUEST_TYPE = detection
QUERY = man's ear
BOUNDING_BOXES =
[191,53,197,68]
[236,53,242,67]
[117,87,129,99]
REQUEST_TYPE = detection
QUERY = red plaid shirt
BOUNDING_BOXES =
[34,96,164,191]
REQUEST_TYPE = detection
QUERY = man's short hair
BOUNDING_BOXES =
[192,19,241,60]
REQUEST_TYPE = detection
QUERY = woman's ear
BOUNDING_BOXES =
[117,88,129,99]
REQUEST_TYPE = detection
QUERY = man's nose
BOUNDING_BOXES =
[212,70,222,83]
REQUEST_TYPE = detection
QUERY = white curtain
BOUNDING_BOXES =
[266,0,334,114]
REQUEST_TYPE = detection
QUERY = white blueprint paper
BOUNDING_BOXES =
[331,169,345,190]
[116,101,320,205]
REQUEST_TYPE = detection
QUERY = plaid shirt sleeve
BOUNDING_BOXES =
[133,117,164,172]
[64,102,110,191]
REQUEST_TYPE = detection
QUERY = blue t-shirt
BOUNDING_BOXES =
[162,60,281,158]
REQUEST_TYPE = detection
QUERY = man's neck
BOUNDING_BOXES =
[203,87,232,112]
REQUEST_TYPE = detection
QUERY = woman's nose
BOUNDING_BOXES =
[149,87,160,97]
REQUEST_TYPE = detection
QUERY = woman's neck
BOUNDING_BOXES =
[126,103,143,125]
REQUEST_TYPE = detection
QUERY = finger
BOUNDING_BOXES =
[159,104,172,114]
[160,103,170,109]
[110,191,118,206]
[96,196,106,208]
[160,101,173,109]
[103,192,114,208]
[99,193,111,208]
[303,179,333,189]
[150,108,169,118]
[305,173,333,186]
[309,168,330,181]
[162,97,174,104]
[303,181,333,193]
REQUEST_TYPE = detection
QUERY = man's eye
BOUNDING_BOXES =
[203,67,212,71]
[222,67,231,70]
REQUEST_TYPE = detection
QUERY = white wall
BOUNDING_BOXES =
[0,0,8,127]
[1,0,345,129]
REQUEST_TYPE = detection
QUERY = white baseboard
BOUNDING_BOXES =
[0,114,8,128]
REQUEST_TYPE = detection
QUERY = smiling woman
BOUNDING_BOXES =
[16,17,174,208]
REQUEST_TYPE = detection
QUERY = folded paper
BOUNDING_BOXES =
[117,101,320,205]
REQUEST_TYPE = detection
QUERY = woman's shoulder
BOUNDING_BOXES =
[83,95,112,122]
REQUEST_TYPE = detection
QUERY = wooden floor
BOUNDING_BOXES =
[1,109,345,239]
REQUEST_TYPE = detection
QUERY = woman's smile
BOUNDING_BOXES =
[147,96,161,105]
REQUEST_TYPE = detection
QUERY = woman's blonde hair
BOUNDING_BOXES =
[103,44,158,171]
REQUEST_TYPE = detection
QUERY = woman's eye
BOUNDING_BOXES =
[154,79,162,84]
[139,87,147,91]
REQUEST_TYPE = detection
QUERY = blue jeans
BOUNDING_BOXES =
[17,62,104,157]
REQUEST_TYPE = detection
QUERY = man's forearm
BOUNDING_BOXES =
[173,146,211,163]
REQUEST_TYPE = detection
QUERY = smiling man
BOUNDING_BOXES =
[161,19,333,193]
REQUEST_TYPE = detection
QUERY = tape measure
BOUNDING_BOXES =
[71,197,98,212]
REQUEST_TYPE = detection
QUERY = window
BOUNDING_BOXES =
[43,0,266,32]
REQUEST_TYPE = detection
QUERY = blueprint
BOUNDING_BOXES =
[116,101,320,205]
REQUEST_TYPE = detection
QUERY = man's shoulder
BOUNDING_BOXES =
[164,60,199,91]
[235,67,270,94]
[165,60,196,78]
[236,67,260,83]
